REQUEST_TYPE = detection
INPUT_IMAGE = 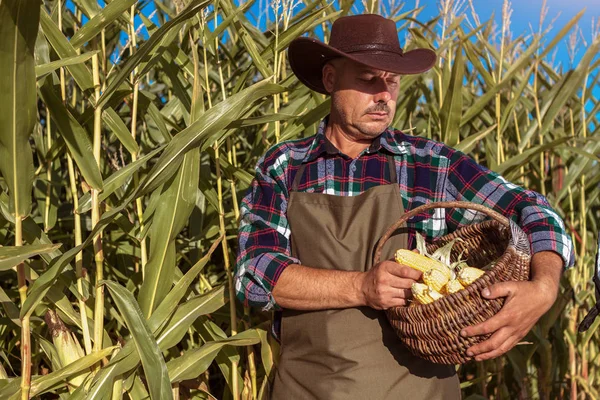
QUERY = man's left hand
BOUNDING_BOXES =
[459,278,558,361]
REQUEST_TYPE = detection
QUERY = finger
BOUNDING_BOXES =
[383,297,409,309]
[465,327,513,358]
[389,288,412,299]
[481,281,517,300]
[461,312,508,337]
[386,276,419,290]
[388,264,422,280]
[470,334,520,361]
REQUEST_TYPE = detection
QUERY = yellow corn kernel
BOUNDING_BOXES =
[411,282,444,305]
[457,266,485,286]
[442,279,465,295]
[395,249,451,280]
[423,268,450,292]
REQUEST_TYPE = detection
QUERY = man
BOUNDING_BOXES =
[235,14,573,399]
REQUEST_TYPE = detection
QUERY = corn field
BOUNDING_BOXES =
[0,0,598,398]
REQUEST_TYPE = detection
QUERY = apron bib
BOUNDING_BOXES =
[270,155,461,400]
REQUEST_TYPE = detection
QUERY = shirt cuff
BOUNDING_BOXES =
[529,231,575,269]
[236,253,300,311]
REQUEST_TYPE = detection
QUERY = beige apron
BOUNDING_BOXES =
[270,155,461,400]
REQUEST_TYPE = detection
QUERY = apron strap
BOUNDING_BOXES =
[387,154,397,184]
[291,163,307,193]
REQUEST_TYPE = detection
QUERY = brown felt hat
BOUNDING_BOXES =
[288,14,437,94]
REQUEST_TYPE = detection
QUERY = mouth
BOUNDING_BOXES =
[367,112,389,119]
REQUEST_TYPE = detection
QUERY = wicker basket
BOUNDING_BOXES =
[373,201,531,365]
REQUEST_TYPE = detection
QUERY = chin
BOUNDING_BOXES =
[357,121,389,137]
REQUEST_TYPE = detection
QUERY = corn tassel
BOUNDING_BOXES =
[45,310,87,393]
[423,268,450,292]
[442,279,465,295]
[457,266,485,286]
[395,249,452,280]
[411,282,444,305]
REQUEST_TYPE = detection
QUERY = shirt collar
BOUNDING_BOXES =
[304,116,409,162]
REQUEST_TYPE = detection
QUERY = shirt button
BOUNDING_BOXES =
[351,164,357,172]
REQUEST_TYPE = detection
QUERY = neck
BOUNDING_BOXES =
[325,119,374,159]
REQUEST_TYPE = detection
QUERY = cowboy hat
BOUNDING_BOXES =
[288,14,437,94]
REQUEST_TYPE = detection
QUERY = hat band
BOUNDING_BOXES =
[335,43,404,56]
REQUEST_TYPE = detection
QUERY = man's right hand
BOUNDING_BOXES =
[356,261,422,310]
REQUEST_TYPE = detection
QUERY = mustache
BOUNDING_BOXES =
[365,104,391,114]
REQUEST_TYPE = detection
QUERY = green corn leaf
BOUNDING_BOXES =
[38,79,103,190]
[0,346,114,398]
[156,285,228,350]
[97,0,211,110]
[0,286,20,327]
[103,108,140,155]
[454,124,496,154]
[520,40,600,150]
[39,10,94,93]
[70,0,138,49]
[0,243,61,271]
[77,146,164,214]
[136,80,285,197]
[167,329,261,383]
[35,51,99,80]
[86,284,225,398]
[439,41,463,147]
[138,149,200,318]
[102,280,173,400]
[0,0,39,218]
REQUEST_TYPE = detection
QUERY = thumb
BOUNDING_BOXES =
[481,282,515,300]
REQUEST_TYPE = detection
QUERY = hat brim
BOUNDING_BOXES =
[288,37,437,94]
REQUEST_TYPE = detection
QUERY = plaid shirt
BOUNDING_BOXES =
[235,118,574,312]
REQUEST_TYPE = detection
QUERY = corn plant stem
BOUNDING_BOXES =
[58,4,92,355]
[569,306,578,400]
[580,178,588,381]
[513,109,525,185]
[212,13,238,398]
[224,54,254,395]
[44,108,52,230]
[579,70,590,382]
[91,54,105,355]
[173,382,179,400]
[130,4,147,277]
[15,216,31,399]
[67,155,92,355]
[533,62,545,196]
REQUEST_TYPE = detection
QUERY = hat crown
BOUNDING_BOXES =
[328,14,401,54]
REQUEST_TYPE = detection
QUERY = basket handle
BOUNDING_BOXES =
[373,201,511,265]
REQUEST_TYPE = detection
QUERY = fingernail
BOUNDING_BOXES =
[482,288,491,297]
[460,330,467,337]
[466,350,473,357]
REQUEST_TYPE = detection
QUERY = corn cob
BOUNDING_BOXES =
[442,279,465,295]
[45,310,87,393]
[423,268,450,292]
[395,249,452,280]
[457,266,485,286]
[411,282,444,305]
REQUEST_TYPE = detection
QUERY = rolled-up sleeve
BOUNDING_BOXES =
[235,152,300,311]
[444,149,575,269]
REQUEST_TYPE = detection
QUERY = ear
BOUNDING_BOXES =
[322,62,336,94]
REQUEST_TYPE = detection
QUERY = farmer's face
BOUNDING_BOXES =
[322,58,400,140]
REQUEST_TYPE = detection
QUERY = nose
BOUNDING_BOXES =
[373,80,393,104]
